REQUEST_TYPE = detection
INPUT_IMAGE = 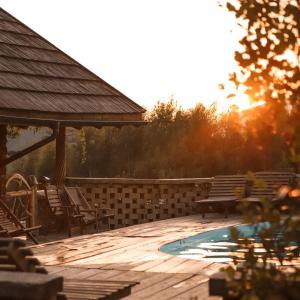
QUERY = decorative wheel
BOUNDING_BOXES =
[5,173,32,224]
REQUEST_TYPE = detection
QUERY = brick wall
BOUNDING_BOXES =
[66,177,212,229]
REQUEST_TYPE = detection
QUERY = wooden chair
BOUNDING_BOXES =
[195,175,248,218]
[43,184,84,237]
[0,200,40,244]
[0,238,137,300]
[245,171,296,203]
[64,186,115,232]
[0,229,8,237]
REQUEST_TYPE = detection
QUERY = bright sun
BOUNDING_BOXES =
[216,92,265,113]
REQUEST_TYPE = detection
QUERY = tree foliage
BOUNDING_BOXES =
[226,0,299,111]
[9,100,291,180]
[222,1,300,299]
[225,0,300,168]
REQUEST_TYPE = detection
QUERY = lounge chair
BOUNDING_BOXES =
[195,175,248,218]
[0,200,40,244]
[245,171,296,203]
[0,238,137,299]
[43,184,84,237]
[64,186,114,232]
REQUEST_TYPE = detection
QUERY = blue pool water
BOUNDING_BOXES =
[160,223,284,263]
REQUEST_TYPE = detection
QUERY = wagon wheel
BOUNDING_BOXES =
[5,173,32,223]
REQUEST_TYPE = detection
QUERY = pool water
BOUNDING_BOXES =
[160,223,285,263]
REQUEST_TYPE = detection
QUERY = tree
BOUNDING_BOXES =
[221,1,300,299]
[226,0,299,111]
[226,0,299,170]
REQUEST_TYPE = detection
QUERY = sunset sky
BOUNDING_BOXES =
[0,0,250,111]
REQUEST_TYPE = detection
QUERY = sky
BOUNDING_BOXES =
[0,0,246,111]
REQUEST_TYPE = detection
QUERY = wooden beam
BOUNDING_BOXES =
[2,125,58,166]
[0,125,7,197]
[55,126,66,187]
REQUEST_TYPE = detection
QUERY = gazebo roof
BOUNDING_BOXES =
[0,8,145,127]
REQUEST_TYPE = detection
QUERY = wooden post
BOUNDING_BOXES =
[55,126,66,187]
[0,125,7,198]
[28,175,38,227]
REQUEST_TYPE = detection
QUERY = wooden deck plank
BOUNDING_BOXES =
[146,256,192,273]
[125,274,193,299]
[126,273,171,294]
[31,215,240,299]
[62,236,175,266]
[47,267,93,278]
[144,275,207,300]
[64,268,106,280]
[172,281,221,300]
[166,258,212,274]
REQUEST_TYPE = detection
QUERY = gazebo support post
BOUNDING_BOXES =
[0,125,7,198]
[55,126,66,188]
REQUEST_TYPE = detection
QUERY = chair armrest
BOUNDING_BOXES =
[61,205,81,216]
[23,225,42,233]
[92,203,115,216]
[79,209,96,213]
[97,208,115,217]
[73,214,84,219]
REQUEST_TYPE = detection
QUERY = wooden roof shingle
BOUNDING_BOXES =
[0,8,145,126]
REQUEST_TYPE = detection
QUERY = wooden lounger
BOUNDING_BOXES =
[64,186,115,232]
[245,171,296,203]
[0,200,40,244]
[44,184,84,237]
[195,175,248,218]
[0,238,137,300]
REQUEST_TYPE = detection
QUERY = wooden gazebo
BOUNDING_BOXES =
[0,8,145,192]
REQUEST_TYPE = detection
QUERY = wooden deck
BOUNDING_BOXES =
[31,215,240,299]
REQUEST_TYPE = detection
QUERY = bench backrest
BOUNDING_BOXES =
[209,175,248,198]
[44,185,64,216]
[64,186,94,223]
[0,208,18,233]
[0,200,25,234]
[250,171,296,199]
[64,186,91,211]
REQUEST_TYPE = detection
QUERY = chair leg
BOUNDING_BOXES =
[95,213,100,233]
[27,231,39,244]
[108,216,111,230]
[79,224,83,235]
[224,204,228,218]
[201,205,206,218]
[67,218,72,237]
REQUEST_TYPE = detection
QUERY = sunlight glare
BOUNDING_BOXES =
[216,92,265,113]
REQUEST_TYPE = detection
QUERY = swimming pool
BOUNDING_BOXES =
[160,223,285,263]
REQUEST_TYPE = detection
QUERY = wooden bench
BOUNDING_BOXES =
[0,271,63,300]
[195,175,248,218]
[0,238,138,300]
[245,171,296,203]
[0,200,40,244]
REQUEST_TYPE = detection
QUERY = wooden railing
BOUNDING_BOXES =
[66,177,213,229]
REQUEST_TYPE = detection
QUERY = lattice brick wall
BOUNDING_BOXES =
[66,178,211,229]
